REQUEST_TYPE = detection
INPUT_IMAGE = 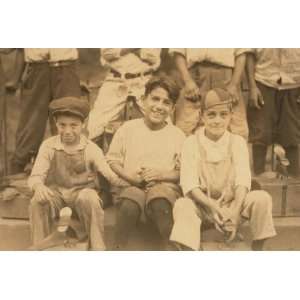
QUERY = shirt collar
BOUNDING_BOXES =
[52,135,88,151]
[199,127,230,147]
[197,127,230,163]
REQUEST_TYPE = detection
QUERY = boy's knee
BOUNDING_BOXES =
[173,197,196,217]
[249,190,273,210]
[148,198,172,215]
[119,199,141,219]
[30,196,47,208]
[77,189,101,209]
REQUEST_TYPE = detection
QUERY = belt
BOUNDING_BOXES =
[49,60,77,67]
[27,60,76,67]
[110,69,153,79]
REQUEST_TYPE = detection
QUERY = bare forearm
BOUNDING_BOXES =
[110,163,133,184]
[231,185,248,213]
[188,188,217,211]
[230,53,246,86]
[174,53,193,83]
[159,170,180,183]
[246,53,257,89]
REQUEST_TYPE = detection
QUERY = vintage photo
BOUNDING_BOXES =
[0,48,299,251]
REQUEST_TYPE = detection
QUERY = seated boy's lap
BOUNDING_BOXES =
[114,182,182,216]
[38,186,101,213]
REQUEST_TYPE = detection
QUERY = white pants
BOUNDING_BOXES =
[170,190,277,250]
[87,75,149,140]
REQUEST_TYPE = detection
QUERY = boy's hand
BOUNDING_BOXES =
[128,171,145,188]
[184,78,201,102]
[140,167,162,183]
[225,83,240,105]
[33,183,54,204]
[223,211,241,242]
[209,203,225,231]
[249,86,264,109]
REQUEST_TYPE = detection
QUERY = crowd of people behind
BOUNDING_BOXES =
[1,48,300,250]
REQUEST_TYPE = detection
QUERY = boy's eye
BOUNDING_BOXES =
[151,96,160,101]
[207,112,216,118]
[220,112,229,118]
[163,99,172,106]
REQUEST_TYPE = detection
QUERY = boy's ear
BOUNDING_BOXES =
[170,103,175,114]
[199,109,204,122]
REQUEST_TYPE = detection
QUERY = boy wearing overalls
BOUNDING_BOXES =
[170,88,276,250]
[28,97,124,250]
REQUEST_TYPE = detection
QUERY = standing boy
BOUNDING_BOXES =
[247,49,300,177]
[169,48,250,139]
[170,88,276,250]
[11,48,81,174]
[106,75,185,250]
[87,48,161,142]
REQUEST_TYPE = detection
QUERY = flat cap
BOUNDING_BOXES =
[201,88,233,111]
[49,97,90,120]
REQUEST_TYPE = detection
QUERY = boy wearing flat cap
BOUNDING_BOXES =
[170,88,276,250]
[106,75,185,250]
[28,97,125,250]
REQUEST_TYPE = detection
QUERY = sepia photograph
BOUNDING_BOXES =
[2,2,300,300]
[0,48,299,251]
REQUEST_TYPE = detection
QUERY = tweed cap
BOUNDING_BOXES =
[49,97,90,120]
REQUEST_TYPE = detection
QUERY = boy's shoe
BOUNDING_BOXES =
[28,207,76,250]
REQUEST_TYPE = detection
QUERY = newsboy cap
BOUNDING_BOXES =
[49,97,90,120]
[201,88,233,111]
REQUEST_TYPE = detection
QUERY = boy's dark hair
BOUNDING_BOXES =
[145,75,180,104]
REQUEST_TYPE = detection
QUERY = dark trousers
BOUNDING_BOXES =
[114,198,173,249]
[11,62,81,172]
[248,82,300,175]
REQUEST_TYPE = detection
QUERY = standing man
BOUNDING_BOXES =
[0,48,24,176]
[169,48,250,139]
[247,49,300,177]
[87,48,161,142]
[11,48,81,174]
[106,75,185,250]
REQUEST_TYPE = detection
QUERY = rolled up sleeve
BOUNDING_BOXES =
[235,48,253,57]
[101,48,122,62]
[180,136,201,196]
[140,48,161,66]
[169,48,186,58]
[106,126,126,167]
[232,135,251,190]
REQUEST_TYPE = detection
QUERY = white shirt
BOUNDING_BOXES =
[101,48,161,75]
[169,48,250,69]
[24,48,78,62]
[180,128,251,196]
[106,118,186,178]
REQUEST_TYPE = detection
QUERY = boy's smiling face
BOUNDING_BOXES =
[201,103,232,141]
[143,87,174,129]
[55,114,83,145]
